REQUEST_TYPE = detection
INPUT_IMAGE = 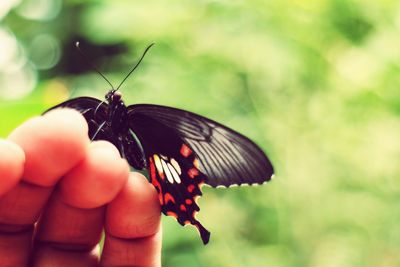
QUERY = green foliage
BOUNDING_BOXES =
[1,0,400,266]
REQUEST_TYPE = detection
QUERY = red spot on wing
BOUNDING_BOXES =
[151,177,163,205]
[185,199,193,205]
[188,168,199,178]
[180,144,192,157]
[166,211,178,219]
[180,204,187,211]
[164,193,175,204]
[149,158,156,180]
[151,178,163,205]
[149,157,164,205]
[187,184,196,193]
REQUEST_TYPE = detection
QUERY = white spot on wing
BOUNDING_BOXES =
[161,159,174,184]
[170,158,181,175]
[153,155,163,175]
[167,162,182,184]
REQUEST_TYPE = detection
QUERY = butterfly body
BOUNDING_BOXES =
[104,90,129,134]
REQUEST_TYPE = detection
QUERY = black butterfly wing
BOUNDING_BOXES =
[127,104,274,188]
[45,97,110,140]
[127,104,274,244]
[45,97,146,170]
[46,96,107,118]
[126,112,210,244]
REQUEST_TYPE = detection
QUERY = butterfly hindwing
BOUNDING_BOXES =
[127,104,274,187]
[126,112,211,244]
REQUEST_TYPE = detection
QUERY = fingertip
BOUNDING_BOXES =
[106,172,161,239]
[43,108,89,136]
[8,109,90,186]
[40,108,90,158]
[90,140,121,158]
[60,141,129,209]
[0,140,25,196]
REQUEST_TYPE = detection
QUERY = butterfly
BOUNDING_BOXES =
[45,43,274,244]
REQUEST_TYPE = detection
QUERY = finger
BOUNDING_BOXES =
[101,231,162,267]
[10,108,90,186]
[0,226,33,267]
[105,173,161,238]
[59,141,129,209]
[0,109,89,224]
[32,141,129,265]
[0,109,89,264]
[31,245,100,267]
[101,173,162,267]
[0,140,25,196]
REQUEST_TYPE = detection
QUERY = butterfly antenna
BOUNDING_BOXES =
[115,43,155,91]
[75,41,115,89]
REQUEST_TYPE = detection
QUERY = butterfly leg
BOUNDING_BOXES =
[93,100,106,118]
[91,121,107,141]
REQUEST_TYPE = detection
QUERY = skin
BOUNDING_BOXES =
[0,109,161,267]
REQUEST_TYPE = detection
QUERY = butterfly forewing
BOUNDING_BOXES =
[127,104,274,187]
[47,97,110,140]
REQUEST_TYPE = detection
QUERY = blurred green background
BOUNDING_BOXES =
[1,0,400,266]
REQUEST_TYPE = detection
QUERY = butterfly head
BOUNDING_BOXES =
[75,42,154,105]
[105,89,122,103]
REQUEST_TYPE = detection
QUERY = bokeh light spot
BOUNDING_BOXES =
[16,0,61,21]
[0,0,21,19]
[0,28,19,70]
[0,27,36,100]
[0,64,37,100]
[29,34,61,70]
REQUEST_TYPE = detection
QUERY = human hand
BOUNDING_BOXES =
[0,109,161,266]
